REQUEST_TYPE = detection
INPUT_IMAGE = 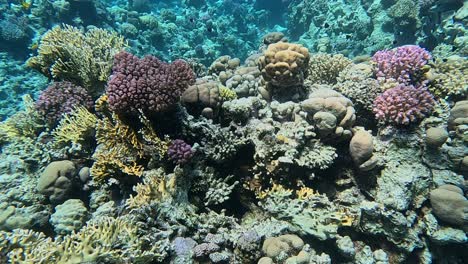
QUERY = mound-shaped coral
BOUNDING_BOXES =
[50,199,88,235]
[300,87,356,139]
[306,53,352,85]
[106,51,195,116]
[258,42,310,87]
[430,185,468,230]
[35,81,94,127]
[372,84,435,125]
[37,160,76,204]
[427,55,468,98]
[167,139,194,165]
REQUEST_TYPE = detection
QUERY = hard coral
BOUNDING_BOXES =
[35,81,94,127]
[106,51,195,116]
[372,84,435,125]
[167,139,194,165]
[372,45,431,86]
[258,42,310,87]
[27,25,126,95]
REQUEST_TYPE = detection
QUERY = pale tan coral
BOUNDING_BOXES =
[27,24,127,94]
[305,53,352,85]
[427,55,468,98]
[258,42,310,87]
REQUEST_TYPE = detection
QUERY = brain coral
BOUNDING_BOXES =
[258,42,310,87]
[35,81,94,126]
[372,45,431,86]
[372,84,435,125]
[106,51,195,116]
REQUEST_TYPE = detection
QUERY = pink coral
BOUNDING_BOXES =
[372,84,435,125]
[35,81,93,126]
[372,45,431,85]
[106,51,195,115]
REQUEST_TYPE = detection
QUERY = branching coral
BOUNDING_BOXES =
[0,95,43,143]
[106,51,195,116]
[373,84,435,125]
[27,25,127,94]
[372,45,431,86]
[35,81,94,127]
[5,216,139,263]
[125,168,176,209]
[427,55,468,98]
[52,106,97,145]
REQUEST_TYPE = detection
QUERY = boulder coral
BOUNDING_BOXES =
[430,185,468,231]
[300,87,356,139]
[37,160,76,205]
[258,42,310,88]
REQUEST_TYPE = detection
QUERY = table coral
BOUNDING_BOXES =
[106,51,195,116]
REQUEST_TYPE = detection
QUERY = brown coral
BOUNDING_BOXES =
[258,42,310,88]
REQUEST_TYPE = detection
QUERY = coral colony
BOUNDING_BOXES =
[0,0,467,263]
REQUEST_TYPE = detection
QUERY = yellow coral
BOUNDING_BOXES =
[218,85,237,101]
[0,95,43,143]
[27,24,127,93]
[125,169,176,209]
[52,106,97,145]
[257,183,293,200]
[296,186,316,200]
[306,53,352,85]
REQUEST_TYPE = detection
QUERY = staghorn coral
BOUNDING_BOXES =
[373,84,435,125]
[372,45,431,86]
[27,25,126,94]
[52,106,97,145]
[35,81,94,127]
[258,42,310,88]
[106,51,195,116]
[305,53,352,85]
[191,166,239,206]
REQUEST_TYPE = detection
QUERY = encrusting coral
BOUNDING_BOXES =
[27,24,127,95]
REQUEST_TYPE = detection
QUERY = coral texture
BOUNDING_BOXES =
[258,42,310,87]
[167,139,194,165]
[106,51,195,115]
[372,45,431,85]
[305,53,352,85]
[35,81,93,126]
[373,84,435,125]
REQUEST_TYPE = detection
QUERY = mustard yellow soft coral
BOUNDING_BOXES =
[6,217,139,263]
[0,95,43,143]
[218,85,237,101]
[27,24,127,94]
[52,106,98,145]
[125,168,177,209]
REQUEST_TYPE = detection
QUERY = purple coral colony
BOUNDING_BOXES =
[0,0,467,263]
